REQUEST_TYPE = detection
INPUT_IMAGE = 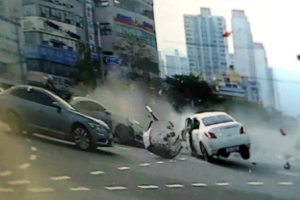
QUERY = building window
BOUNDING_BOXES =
[76,15,83,28]
[24,32,36,44]
[100,23,112,35]
[40,6,50,18]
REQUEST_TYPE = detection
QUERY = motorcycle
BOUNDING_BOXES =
[143,105,182,159]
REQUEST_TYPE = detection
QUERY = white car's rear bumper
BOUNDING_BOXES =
[205,135,250,156]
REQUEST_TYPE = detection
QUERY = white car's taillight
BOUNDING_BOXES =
[204,132,217,139]
[240,126,246,134]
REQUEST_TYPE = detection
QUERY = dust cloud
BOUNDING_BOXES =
[73,73,300,166]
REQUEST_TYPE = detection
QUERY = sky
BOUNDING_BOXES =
[153,0,300,116]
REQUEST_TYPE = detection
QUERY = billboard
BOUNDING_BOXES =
[23,44,79,66]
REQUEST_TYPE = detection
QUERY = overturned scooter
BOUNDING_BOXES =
[143,105,182,159]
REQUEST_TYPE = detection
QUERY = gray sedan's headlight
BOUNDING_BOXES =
[89,123,108,134]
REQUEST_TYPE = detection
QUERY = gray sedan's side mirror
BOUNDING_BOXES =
[52,102,61,113]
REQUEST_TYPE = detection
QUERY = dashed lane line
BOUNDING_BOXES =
[247,182,264,186]
[191,183,207,187]
[0,171,12,177]
[278,182,293,186]
[166,184,184,188]
[90,171,105,175]
[215,182,230,186]
[139,163,150,167]
[27,188,54,193]
[8,180,31,185]
[50,176,71,181]
[156,161,164,164]
[18,163,30,169]
[0,188,14,192]
[105,186,127,191]
[178,157,187,161]
[137,185,159,189]
[30,147,37,151]
[70,187,91,191]
[30,155,37,161]
[117,166,130,171]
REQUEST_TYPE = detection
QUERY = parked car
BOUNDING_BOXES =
[0,85,113,151]
[182,111,251,162]
[69,96,144,146]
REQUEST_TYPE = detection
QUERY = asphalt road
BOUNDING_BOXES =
[0,126,300,200]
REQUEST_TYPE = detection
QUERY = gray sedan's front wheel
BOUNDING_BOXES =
[73,125,96,151]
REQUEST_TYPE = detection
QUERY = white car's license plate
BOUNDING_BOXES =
[226,146,240,153]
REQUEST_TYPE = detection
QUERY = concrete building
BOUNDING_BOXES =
[93,0,159,75]
[158,51,165,78]
[231,10,256,80]
[0,0,24,84]
[266,67,276,109]
[253,43,275,108]
[21,0,87,90]
[184,8,229,82]
[165,49,189,77]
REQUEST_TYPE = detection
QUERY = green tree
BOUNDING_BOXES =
[112,32,153,74]
[164,74,222,111]
[74,42,98,88]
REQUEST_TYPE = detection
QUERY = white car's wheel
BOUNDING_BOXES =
[240,146,250,160]
[200,142,212,162]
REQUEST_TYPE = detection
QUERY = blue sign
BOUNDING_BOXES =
[116,14,132,22]
[106,56,120,65]
[23,44,79,66]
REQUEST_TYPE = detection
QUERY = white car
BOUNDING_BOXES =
[183,111,250,162]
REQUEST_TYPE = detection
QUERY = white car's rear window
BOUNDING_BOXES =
[202,114,234,126]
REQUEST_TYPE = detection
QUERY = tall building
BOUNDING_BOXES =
[21,0,88,90]
[93,0,159,75]
[0,0,24,84]
[253,43,275,108]
[231,10,256,79]
[184,8,229,82]
[266,67,276,109]
[165,49,189,77]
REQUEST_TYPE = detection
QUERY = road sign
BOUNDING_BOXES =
[106,56,120,65]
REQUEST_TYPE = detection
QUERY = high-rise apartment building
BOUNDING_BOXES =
[231,10,256,79]
[93,0,159,75]
[184,8,228,82]
[165,49,189,77]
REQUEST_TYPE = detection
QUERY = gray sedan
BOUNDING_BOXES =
[0,85,113,151]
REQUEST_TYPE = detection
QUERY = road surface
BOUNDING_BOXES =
[0,127,299,200]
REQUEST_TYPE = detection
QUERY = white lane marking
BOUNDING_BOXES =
[0,188,14,192]
[28,188,54,193]
[31,147,37,151]
[278,182,293,186]
[105,186,127,190]
[116,146,130,151]
[90,171,105,175]
[18,163,30,169]
[8,180,30,185]
[70,187,90,191]
[138,185,159,189]
[178,157,187,161]
[247,182,264,186]
[139,163,150,167]
[191,183,207,187]
[166,184,184,188]
[0,171,12,177]
[50,176,71,181]
[169,160,176,163]
[30,155,37,161]
[215,182,230,186]
[118,166,130,171]
[156,161,164,164]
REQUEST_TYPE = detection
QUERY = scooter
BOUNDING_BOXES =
[143,105,182,159]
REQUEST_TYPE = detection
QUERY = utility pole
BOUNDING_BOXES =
[95,22,105,82]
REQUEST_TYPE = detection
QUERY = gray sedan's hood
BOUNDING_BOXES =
[69,109,110,129]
